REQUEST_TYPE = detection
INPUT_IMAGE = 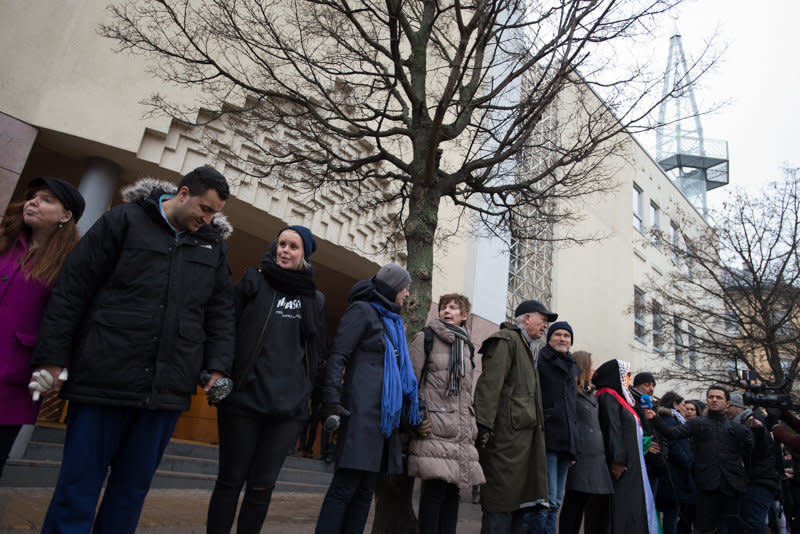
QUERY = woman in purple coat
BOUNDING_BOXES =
[0,177,83,477]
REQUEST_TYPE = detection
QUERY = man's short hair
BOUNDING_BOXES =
[707,384,730,401]
[179,166,230,200]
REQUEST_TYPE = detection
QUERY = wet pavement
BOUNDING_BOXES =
[0,487,483,533]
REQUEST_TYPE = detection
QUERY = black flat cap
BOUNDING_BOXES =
[513,300,557,322]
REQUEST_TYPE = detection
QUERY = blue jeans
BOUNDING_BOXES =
[526,452,570,534]
[744,484,773,534]
[315,468,379,534]
[41,402,180,534]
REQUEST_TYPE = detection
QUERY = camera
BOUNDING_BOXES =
[738,370,800,411]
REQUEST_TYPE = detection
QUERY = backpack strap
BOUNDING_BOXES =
[420,326,434,386]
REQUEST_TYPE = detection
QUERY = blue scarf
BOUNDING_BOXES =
[370,302,421,437]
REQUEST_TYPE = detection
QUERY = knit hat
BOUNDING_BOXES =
[28,177,86,222]
[633,372,656,388]
[729,391,746,409]
[376,264,411,293]
[546,321,574,344]
[514,299,557,322]
[279,225,317,260]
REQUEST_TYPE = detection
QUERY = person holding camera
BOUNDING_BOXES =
[726,392,780,534]
[407,293,485,534]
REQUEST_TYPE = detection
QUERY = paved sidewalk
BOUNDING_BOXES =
[0,487,483,533]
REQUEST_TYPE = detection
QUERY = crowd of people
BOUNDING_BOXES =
[2,168,800,534]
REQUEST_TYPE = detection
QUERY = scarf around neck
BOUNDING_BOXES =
[371,301,421,437]
[260,252,316,297]
[439,320,471,396]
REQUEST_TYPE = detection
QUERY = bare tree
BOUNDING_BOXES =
[647,168,800,395]
[102,0,713,531]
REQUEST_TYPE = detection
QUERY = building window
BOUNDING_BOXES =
[650,201,660,247]
[773,310,792,340]
[724,310,739,334]
[652,301,663,352]
[671,221,680,265]
[674,315,684,365]
[633,184,643,233]
[634,286,646,342]
[688,326,697,371]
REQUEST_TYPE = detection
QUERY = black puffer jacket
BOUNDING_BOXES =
[32,181,235,411]
[322,277,404,474]
[653,410,753,494]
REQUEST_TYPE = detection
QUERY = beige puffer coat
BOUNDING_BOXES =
[407,319,485,487]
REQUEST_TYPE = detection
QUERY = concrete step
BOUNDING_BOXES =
[3,424,334,490]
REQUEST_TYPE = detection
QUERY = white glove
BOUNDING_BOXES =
[29,368,69,402]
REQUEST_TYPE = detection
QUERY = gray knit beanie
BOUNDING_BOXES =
[375,264,411,293]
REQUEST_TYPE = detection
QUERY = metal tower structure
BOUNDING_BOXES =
[506,89,557,319]
[656,29,728,215]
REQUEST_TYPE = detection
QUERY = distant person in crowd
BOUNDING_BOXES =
[684,399,705,419]
[0,177,84,477]
[593,359,658,534]
[726,391,780,534]
[315,264,422,534]
[473,299,556,534]
[655,391,695,534]
[630,371,668,498]
[773,410,800,457]
[558,350,613,534]
[679,398,703,534]
[30,168,236,533]
[206,225,327,534]
[648,385,755,534]
[408,293,485,534]
[526,321,579,534]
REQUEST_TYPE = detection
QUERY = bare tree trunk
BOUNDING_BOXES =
[371,474,418,534]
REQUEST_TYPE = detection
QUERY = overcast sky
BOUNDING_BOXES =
[638,0,799,200]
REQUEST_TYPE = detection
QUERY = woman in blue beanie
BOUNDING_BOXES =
[315,263,422,534]
[207,225,327,534]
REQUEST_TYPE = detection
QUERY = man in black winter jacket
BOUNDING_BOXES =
[30,167,235,534]
[648,385,755,534]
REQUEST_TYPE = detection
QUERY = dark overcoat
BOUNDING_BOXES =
[473,322,548,512]
[537,344,580,458]
[655,408,695,508]
[321,278,404,474]
[597,392,651,534]
[564,387,614,495]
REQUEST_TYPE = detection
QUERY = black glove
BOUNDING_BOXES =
[199,370,233,404]
[319,402,343,421]
[475,424,494,449]
[765,408,781,430]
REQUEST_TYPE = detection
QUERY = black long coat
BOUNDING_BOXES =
[537,344,580,458]
[597,392,651,534]
[321,278,404,474]
[565,388,614,495]
[655,409,695,508]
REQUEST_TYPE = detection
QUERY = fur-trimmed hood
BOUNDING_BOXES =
[120,178,233,239]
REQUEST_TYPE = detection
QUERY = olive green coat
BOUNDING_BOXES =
[473,322,548,513]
